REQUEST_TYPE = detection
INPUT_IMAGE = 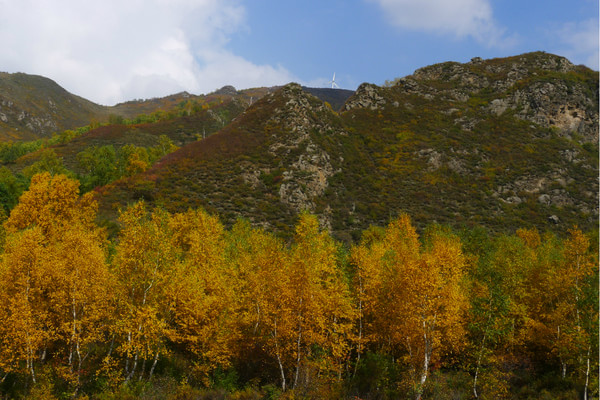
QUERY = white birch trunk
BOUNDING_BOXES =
[273,318,286,391]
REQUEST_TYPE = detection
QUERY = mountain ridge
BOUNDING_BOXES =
[93,52,598,240]
[0,71,356,142]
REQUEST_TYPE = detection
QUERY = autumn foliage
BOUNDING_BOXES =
[0,174,597,399]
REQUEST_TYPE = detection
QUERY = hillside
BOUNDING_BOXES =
[3,83,354,174]
[0,71,356,143]
[0,72,108,140]
[95,52,599,241]
[8,98,247,175]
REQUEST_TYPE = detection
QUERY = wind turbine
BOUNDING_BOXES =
[328,72,339,89]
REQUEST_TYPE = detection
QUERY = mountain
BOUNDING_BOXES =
[94,52,598,241]
[0,71,355,143]
[0,72,246,141]
[0,72,108,140]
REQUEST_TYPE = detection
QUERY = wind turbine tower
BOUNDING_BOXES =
[328,72,339,89]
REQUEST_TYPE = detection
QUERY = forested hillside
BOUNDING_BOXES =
[0,52,597,399]
[0,173,597,399]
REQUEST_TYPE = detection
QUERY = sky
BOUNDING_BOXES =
[0,0,597,105]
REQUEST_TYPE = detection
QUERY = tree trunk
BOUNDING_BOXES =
[415,320,432,400]
[473,335,485,399]
[26,335,36,384]
[293,323,303,389]
[273,318,286,391]
[293,298,303,389]
[415,333,430,400]
[138,356,147,381]
[125,352,138,383]
[106,334,116,359]
[353,277,363,378]
[149,352,159,380]
[584,345,590,400]
[253,302,261,335]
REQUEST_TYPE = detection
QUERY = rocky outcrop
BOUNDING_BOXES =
[214,85,238,96]
[342,83,387,111]
[506,81,598,142]
[0,96,59,136]
[384,52,599,143]
[258,84,345,226]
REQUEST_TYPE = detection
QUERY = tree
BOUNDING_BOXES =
[77,145,118,191]
[352,216,468,400]
[0,167,25,213]
[284,214,354,391]
[4,172,97,237]
[0,172,111,394]
[226,219,293,390]
[167,208,239,381]
[43,223,112,394]
[465,230,514,400]
[117,145,150,177]
[149,135,178,162]
[111,202,177,383]
[532,228,598,398]
[230,214,354,392]
[22,149,72,179]
[0,228,50,384]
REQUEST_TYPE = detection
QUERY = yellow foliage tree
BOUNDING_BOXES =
[111,202,177,382]
[126,151,149,175]
[352,215,468,400]
[43,223,112,393]
[520,228,598,399]
[284,213,355,391]
[226,219,293,390]
[4,172,97,236]
[0,228,50,384]
[0,172,110,393]
[230,215,354,391]
[167,208,239,380]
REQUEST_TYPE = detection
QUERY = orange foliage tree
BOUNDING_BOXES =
[352,215,468,400]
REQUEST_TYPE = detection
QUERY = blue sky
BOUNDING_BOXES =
[0,0,597,105]
[231,0,598,89]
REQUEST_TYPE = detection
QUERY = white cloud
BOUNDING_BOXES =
[367,0,513,47]
[0,0,296,104]
[555,19,599,70]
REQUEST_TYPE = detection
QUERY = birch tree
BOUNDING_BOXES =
[112,202,177,382]
[352,216,468,400]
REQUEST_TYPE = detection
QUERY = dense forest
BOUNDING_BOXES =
[0,172,597,399]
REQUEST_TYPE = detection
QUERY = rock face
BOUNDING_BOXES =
[343,83,387,111]
[267,85,336,210]
[243,84,345,228]
[379,52,599,143]
[0,97,59,136]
